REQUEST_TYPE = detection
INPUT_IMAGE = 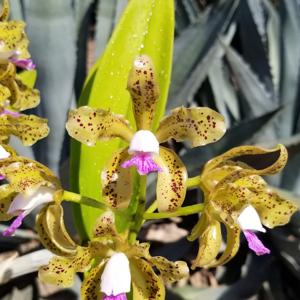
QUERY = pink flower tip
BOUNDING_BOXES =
[103,293,127,300]
[10,58,36,70]
[121,152,161,175]
[1,109,21,117]
[243,230,270,256]
[2,212,26,236]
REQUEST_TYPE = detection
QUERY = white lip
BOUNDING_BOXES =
[0,145,10,159]
[129,130,159,154]
[237,205,266,233]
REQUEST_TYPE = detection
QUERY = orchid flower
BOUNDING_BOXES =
[188,144,297,268]
[66,55,226,212]
[39,211,189,300]
[0,0,35,70]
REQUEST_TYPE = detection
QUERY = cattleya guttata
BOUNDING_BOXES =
[66,55,226,212]
[188,144,298,268]
[0,0,298,299]
[39,211,189,300]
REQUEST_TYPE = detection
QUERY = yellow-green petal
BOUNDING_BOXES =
[39,246,92,287]
[66,106,134,146]
[150,256,189,283]
[0,21,30,58]
[187,213,208,242]
[251,189,298,229]
[0,83,10,107]
[127,55,160,130]
[0,184,16,221]
[155,107,226,147]
[131,257,165,300]
[0,0,9,21]
[207,225,240,268]
[191,220,222,269]
[101,147,132,209]
[93,210,118,238]
[43,204,77,255]
[81,263,105,300]
[155,146,187,212]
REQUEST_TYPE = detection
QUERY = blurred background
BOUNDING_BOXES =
[1,0,300,299]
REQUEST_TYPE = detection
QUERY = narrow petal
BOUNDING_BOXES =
[121,152,161,175]
[0,184,16,221]
[191,220,222,269]
[130,257,165,300]
[66,106,134,146]
[0,0,9,21]
[39,246,92,287]
[155,146,187,212]
[243,230,270,256]
[207,225,240,268]
[81,263,105,300]
[101,253,131,296]
[203,144,287,176]
[127,55,160,130]
[2,211,25,236]
[101,148,133,209]
[187,213,208,242]
[150,256,189,283]
[93,211,118,238]
[155,107,226,147]
[237,205,265,232]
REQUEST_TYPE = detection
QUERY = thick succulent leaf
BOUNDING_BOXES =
[0,184,16,221]
[0,114,49,146]
[71,0,174,238]
[127,55,160,130]
[66,106,134,146]
[93,210,118,238]
[43,204,77,255]
[204,144,288,175]
[0,21,30,58]
[207,224,240,267]
[39,246,92,287]
[81,263,105,300]
[101,147,132,209]
[150,256,189,283]
[1,76,40,111]
[36,207,76,257]
[0,0,9,21]
[155,146,187,212]
[191,220,222,269]
[251,189,297,229]
[156,107,226,147]
[131,257,165,300]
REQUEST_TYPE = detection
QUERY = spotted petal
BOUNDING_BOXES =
[127,55,160,130]
[101,148,133,209]
[130,257,165,300]
[155,146,187,212]
[66,106,134,146]
[207,225,240,267]
[0,21,30,59]
[204,144,287,175]
[0,83,10,107]
[0,0,9,21]
[0,184,16,221]
[155,107,226,147]
[192,220,222,269]
[93,211,118,238]
[39,246,92,287]
[1,75,40,111]
[150,256,189,283]
[0,114,49,146]
[81,263,106,300]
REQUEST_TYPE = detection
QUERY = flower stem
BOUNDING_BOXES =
[129,175,147,244]
[146,200,158,213]
[187,175,201,189]
[63,190,107,210]
[143,203,204,220]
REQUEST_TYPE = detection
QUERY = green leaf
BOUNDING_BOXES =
[70,0,174,239]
